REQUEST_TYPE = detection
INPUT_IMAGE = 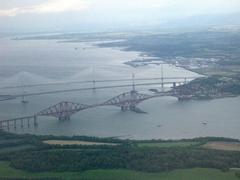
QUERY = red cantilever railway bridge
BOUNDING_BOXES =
[0,76,197,130]
[0,90,175,130]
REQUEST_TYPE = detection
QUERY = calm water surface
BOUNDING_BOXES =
[0,37,239,139]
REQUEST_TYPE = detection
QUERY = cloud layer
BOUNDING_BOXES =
[0,0,239,32]
[1,0,240,17]
[0,0,89,16]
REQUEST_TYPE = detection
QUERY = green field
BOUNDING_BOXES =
[0,161,239,180]
[137,141,200,148]
[0,144,36,153]
[1,132,240,179]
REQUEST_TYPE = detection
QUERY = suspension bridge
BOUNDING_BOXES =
[0,76,196,130]
[0,76,197,101]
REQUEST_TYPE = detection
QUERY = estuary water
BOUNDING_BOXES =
[0,37,240,140]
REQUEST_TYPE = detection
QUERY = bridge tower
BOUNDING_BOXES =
[37,101,89,121]
[161,64,164,92]
[102,77,152,112]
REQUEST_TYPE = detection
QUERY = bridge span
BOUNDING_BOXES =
[0,76,196,102]
[0,89,173,130]
[0,76,198,90]
[0,74,195,130]
[36,90,172,120]
[0,115,38,131]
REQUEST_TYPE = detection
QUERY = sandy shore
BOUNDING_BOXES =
[202,141,240,151]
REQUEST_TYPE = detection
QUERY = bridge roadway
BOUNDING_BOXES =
[4,80,188,99]
[0,76,198,90]
[0,95,16,101]
[0,76,195,129]
[0,76,198,102]
[0,90,174,130]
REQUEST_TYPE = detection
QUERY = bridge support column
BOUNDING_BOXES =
[93,80,96,91]
[178,95,190,101]
[7,121,10,131]
[129,105,136,111]
[58,116,70,121]
[173,82,176,88]
[121,106,128,111]
[34,115,38,128]
[0,122,2,130]
[21,119,23,129]
[14,120,17,130]
[27,118,30,128]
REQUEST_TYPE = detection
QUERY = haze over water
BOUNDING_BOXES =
[0,37,240,140]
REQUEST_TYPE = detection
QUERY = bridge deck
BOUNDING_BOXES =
[0,76,198,90]
[0,116,35,123]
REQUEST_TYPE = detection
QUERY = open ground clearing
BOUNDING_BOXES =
[202,141,240,151]
[43,140,118,146]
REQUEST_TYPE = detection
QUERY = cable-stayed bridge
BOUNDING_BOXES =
[0,76,196,101]
[0,76,196,130]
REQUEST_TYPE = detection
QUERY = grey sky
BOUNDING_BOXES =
[0,0,240,32]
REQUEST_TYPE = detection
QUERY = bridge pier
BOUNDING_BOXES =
[14,120,17,129]
[161,82,164,92]
[129,105,136,111]
[34,115,38,128]
[121,106,128,111]
[173,82,176,88]
[21,119,23,129]
[7,121,10,131]
[58,116,70,121]
[121,104,137,111]
[27,118,30,128]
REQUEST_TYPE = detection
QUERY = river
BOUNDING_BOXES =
[0,37,239,140]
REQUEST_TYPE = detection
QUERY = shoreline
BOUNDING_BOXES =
[0,36,238,139]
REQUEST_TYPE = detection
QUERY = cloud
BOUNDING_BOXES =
[1,0,239,17]
[0,0,90,17]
